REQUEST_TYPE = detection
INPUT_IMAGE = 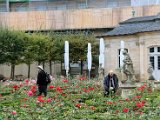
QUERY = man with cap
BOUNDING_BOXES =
[103,70,119,96]
[37,65,48,97]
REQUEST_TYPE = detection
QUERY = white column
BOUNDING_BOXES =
[139,40,145,78]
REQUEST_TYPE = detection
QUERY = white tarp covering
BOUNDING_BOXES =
[131,0,159,6]
[99,38,105,68]
[64,41,69,76]
[87,43,92,71]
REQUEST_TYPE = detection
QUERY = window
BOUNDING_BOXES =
[118,48,128,68]
[158,56,160,70]
[10,2,28,12]
[29,1,47,11]
[150,56,154,70]
[15,7,28,11]
[78,3,87,9]
[56,5,66,10]
[34,6,46,11]
[158,47,160,52]
[149,47,154,53]
[0,6,7,12]
[119,0,131,7]
[0,2,7,12]
[29,0,46,1]
[9,0,29,2]
[107,0,118,7]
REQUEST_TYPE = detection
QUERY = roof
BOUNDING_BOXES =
[106,14,160,36]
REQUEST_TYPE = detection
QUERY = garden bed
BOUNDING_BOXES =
[0,78,160,119]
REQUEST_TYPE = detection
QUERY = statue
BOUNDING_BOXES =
[98,63,104,81]
[122,49,136,82]
[147,62,155,80]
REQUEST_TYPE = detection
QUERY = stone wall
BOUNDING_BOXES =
[0,61,61,79]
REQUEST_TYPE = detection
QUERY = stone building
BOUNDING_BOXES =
[103,13,160,81]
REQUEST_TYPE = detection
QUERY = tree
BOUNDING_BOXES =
[68,32,97,75]
[23,33,38,78]
[48,32,65,74]
[0,28,26,79]
[0,28,7,64]
[33,33,49,69]
[49,32,98,75]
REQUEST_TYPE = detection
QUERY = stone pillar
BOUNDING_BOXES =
[139,40,145,80]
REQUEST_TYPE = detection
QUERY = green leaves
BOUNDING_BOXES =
[0,28,26,64]
[49,32,97,62]
[0,27,98,77]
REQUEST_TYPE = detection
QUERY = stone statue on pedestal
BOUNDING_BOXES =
[122,49,136,82]
[147,62,155,80]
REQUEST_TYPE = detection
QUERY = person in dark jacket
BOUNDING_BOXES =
[103,70,119,96]
[37,65,48,97]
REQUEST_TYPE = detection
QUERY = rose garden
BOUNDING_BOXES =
[0,28,160,120]
[1,77,160,119]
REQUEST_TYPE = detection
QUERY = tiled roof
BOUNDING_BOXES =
[106,14,160,36]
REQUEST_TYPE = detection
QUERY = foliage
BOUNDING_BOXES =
[0,28,26,65]
[49,33,65,61]
[67,32,96,61]
[23,33,38,65]
[49,32,98,62]
[0,28,7,64]
[0,28,98,76]
[0,78,160,120]
[0,28,28,79]
[32,33,50,64]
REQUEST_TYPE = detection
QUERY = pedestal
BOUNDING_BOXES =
[120,83,136,99]
[146,80,160,91]
[154,80,160,89]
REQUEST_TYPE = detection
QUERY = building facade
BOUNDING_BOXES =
[104,14,160,81]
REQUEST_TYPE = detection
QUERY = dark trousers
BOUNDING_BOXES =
[38,85,47,97]
[104,88,116,96]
